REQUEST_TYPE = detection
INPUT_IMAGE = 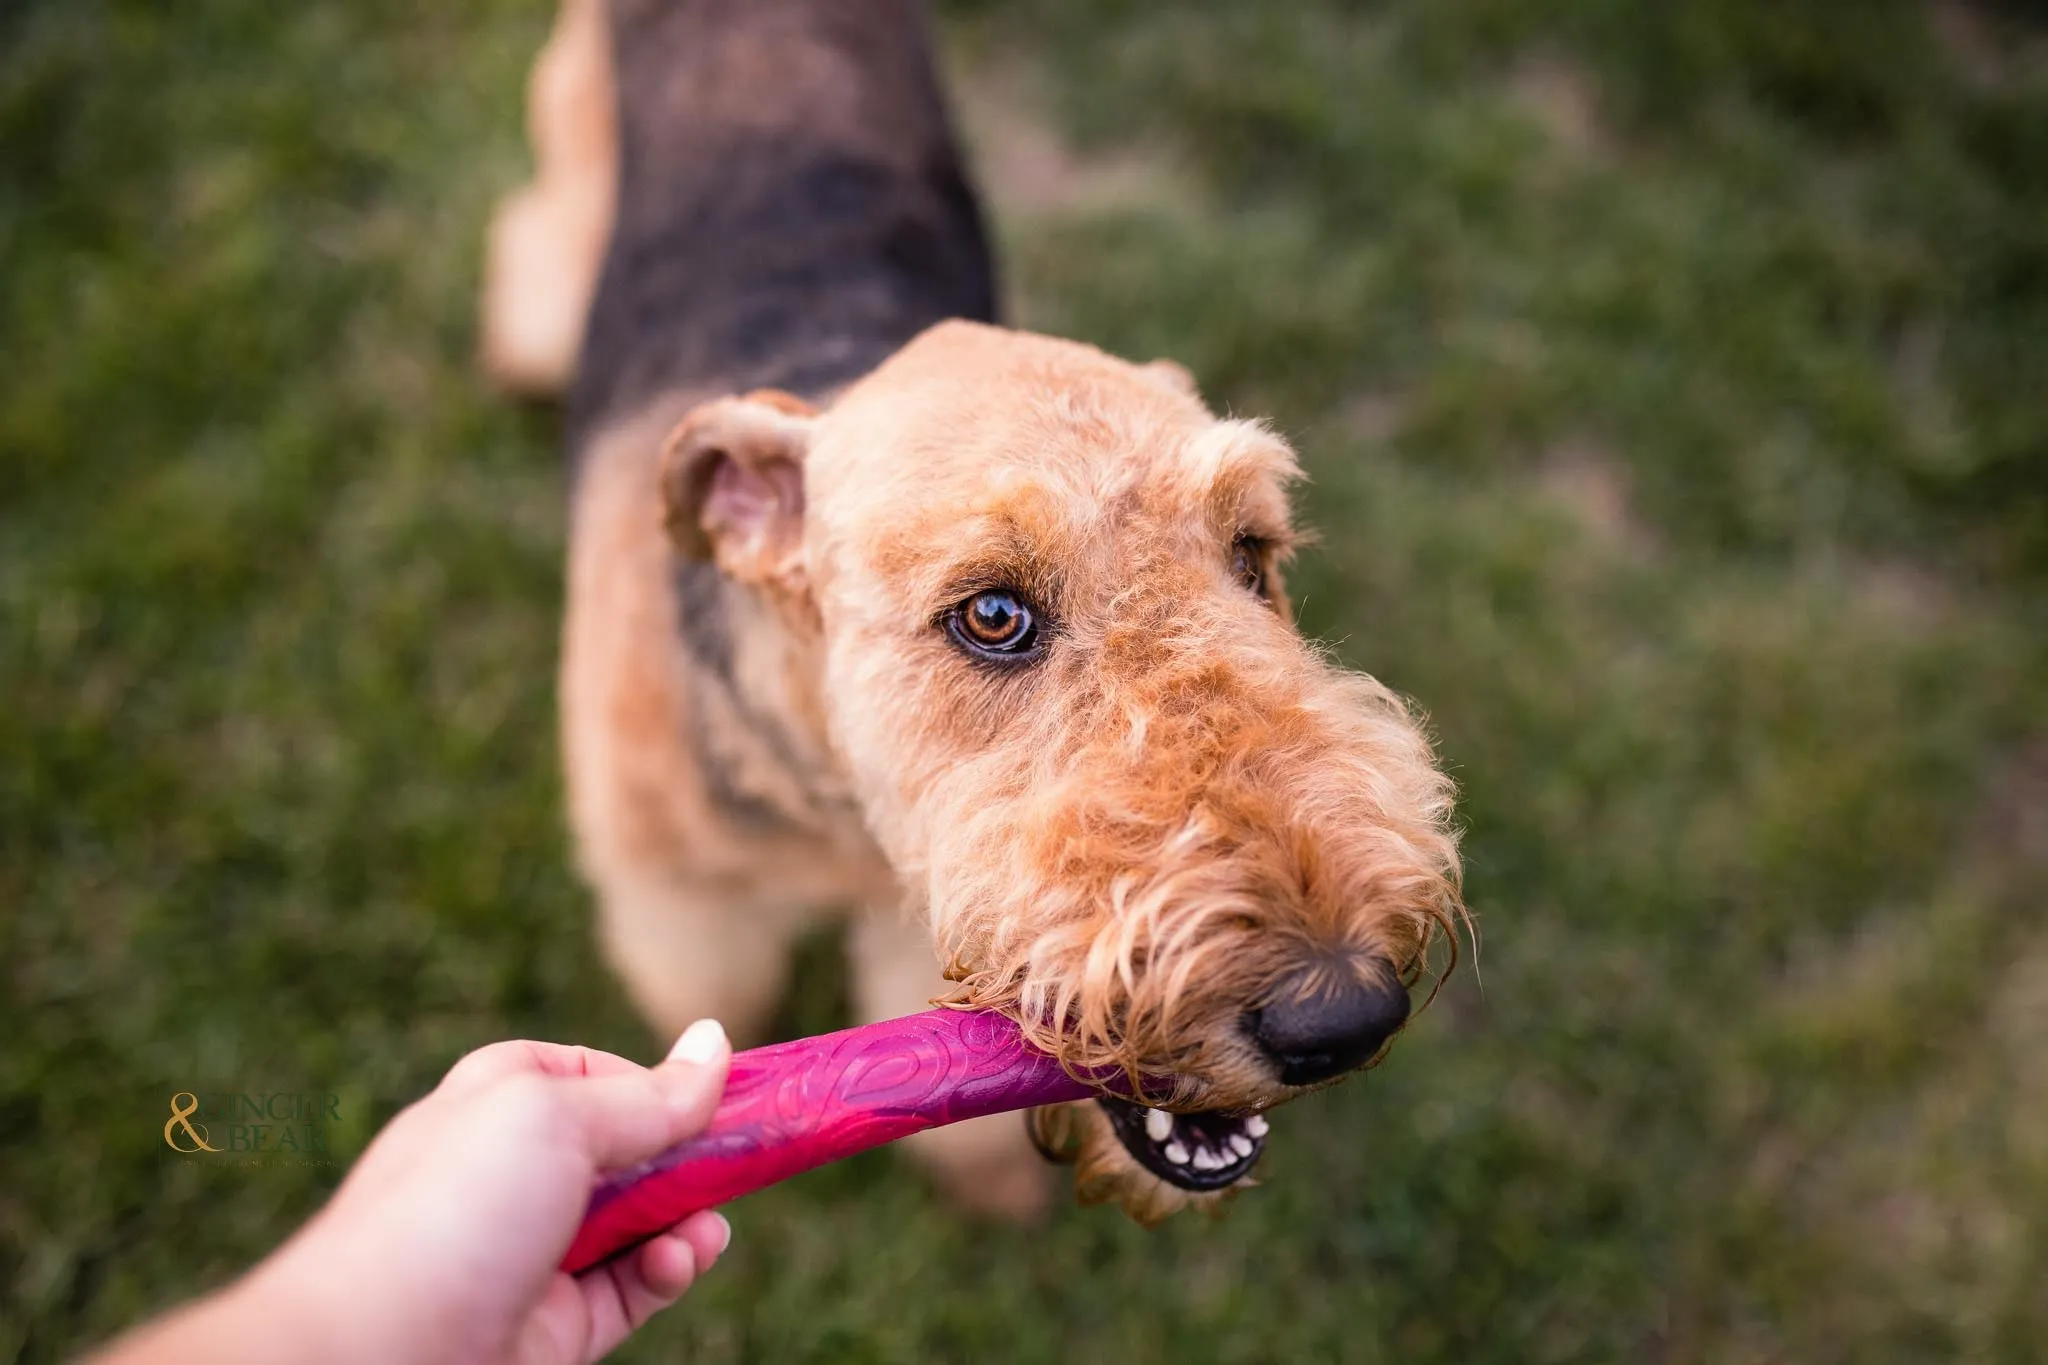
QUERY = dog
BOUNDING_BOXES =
[481,0,1464,1225]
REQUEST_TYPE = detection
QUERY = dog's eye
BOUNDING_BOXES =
[946,589,1041,660]
[1231,536,1268,600]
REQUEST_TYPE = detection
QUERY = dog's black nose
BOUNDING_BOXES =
[1249,966,1411,1087]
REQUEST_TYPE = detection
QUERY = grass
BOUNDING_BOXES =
[3,1,2045,1360]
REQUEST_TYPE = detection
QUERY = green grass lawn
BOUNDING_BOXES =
[4,1,2045,1360]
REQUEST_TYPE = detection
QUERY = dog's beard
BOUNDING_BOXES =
[926,784,1456,1225]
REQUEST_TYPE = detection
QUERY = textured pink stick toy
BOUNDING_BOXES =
[561,1008,1092,1273]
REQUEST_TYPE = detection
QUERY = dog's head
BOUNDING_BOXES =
[662,320,1462,1221]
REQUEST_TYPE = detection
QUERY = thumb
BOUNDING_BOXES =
[655,1017,733,1136]
[561,1019,733,1172]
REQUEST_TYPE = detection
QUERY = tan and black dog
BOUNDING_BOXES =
[482,0,1463,1224]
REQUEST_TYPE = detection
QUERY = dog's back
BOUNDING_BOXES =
[566,0,997,442]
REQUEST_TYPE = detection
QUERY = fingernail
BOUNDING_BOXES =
[668,1018,727,1066]
[710,1212,732,1257]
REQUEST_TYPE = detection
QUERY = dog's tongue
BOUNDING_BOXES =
[562,1008,1092,1273]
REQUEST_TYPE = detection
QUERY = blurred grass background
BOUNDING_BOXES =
[4,1,2046,1360]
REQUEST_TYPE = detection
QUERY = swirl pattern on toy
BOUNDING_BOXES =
[562,1007,1094,1273]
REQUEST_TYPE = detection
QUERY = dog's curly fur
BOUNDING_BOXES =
[485,0,1462,1223]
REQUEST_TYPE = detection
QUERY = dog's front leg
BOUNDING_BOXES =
[848,907,1051,1220]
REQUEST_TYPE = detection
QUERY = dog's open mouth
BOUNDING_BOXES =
[1096,1096,1267,1191]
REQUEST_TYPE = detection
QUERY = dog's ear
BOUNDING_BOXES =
[660,389,815,594]
[1141,359,1202,403]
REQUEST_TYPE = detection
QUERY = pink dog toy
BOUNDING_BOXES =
[562,1008,1093,1273]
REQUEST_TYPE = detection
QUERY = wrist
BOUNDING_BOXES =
[228,1219,441,1365]
[88,1255,365,1365]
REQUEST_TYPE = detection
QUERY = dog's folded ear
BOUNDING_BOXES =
[660,389,816,594]
[1141,359,1202,404]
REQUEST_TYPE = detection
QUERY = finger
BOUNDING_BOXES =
[664,1018,731,1070]
[511,1274,589,1365]
[437,1039,643,1097]
[556,1023,732,1170]
[633,1228,698,1301]
[574,1212,731,1360]
[446,1019,728,1097]
[565,1243,679,1362]
[640,1210,731,1297]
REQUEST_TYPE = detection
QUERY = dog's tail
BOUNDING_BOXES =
[480,0,998,443]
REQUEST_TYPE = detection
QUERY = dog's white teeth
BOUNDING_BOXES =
[1191,1147,1221,1171]
[1245,1113,1270,1138]
[1145,1108,1174,1143]
[1230,1133,1255,1157]
[1164,1140,1191,1165]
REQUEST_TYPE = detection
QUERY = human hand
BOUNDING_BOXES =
[102,1021,733,1365]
